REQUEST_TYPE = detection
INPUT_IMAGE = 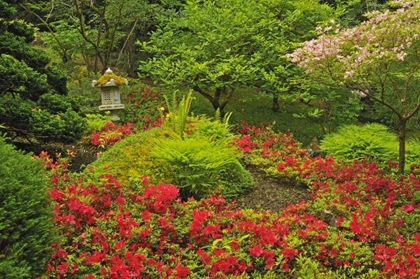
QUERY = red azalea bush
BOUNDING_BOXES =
[35,121,420,278]
[233,120,311,185]
[89,122,135,149]
[119,85,164,130]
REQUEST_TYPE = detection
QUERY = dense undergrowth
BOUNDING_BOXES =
[32,116,420,278]
[4,84,420,278]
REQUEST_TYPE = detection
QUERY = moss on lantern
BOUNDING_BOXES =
[93,69,128,87]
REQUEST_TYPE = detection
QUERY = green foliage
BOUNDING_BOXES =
[25,0,184,74]
[88,119,254,199]
[0,4,67,100]
[138,0,334,114]
[292,88,364,133]
[0,136,56,278]
[289,1,420,173]
[413,191,420,204]
[188,113,233,142]
[320,123,398,168]
[406,138,420,170]
[0,95,86,143]
[119,82,164,128]
[0,97,35,131]
[162,90,194,139]
[40,20,86,63]
[37,93,79,114]
[86,128,170,186]
[150,132,253,199]
[320,124,420,172]
[85,113,109,133]
[0,1,90,143]
[30,108,87,143]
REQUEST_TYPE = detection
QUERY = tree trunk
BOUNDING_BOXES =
[272,94,280,112]
[211,88,222,112]
[398,118,407,174]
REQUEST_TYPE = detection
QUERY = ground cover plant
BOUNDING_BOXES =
[34,117,420,278]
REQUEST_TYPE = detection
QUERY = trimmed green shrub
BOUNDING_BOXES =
[0,136,56,278]
[30,107,87,143]
[1,95,86,143]
[320,123,398,168]
[37,93,78,114]
[86,128,172,186]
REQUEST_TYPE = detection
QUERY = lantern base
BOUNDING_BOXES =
[99,105,125,122]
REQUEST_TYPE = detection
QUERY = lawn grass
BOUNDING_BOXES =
[188,88,325,146]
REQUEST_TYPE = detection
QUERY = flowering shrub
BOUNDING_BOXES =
[233,120,310,185]
[89,121,135,149]
[119,85,164,130]
[36,137,420,278]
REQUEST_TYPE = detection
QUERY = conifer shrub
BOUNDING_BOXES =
[0,136,56,278]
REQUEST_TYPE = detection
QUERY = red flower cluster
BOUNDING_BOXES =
[89,122,135,148]
[35,122,420,278]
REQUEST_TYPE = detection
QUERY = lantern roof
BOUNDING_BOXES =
[92,68,128,87]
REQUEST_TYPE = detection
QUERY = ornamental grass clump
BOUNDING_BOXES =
[150,132,253,199]
[320,123,400,170]
[0,136,56,278]
[161,90,193,139]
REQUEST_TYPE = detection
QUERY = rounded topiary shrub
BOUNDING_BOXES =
[0,136,56,278]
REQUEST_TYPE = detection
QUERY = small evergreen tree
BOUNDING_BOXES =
[0,0,85,143]
[0,136,56,278]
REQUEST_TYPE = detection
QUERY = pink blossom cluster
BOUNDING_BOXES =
[288,0,420,83]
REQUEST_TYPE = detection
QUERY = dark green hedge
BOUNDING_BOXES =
[0,136,56,278]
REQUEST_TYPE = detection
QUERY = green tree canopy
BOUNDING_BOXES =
[138,0,334,114]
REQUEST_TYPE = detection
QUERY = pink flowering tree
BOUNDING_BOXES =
[288,0,420,174]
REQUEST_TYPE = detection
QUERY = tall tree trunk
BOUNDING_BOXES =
[398,118,407,174]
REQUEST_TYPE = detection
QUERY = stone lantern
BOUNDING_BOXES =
[92,68,127,121]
